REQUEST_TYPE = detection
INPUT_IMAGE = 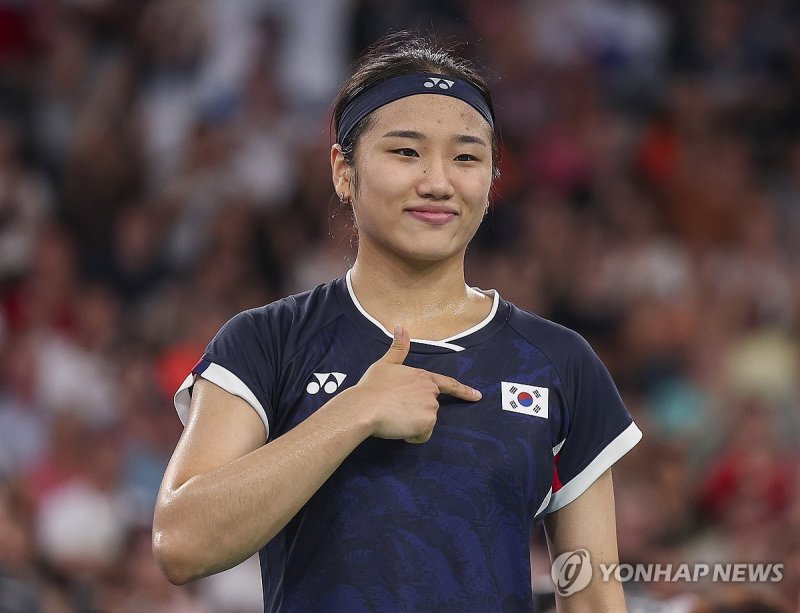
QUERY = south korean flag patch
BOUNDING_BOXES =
[501,382,549,418]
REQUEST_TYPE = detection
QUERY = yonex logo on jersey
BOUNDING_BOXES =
[501,382,549,418]
[424,77,455,90]
[306,372,347,395]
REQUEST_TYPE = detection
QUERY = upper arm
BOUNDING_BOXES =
[544,469,626,612]
[158,378,268,498]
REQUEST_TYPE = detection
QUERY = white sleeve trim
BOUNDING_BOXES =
[174,373,195,425]
[545,421,642,514]
[173,362,270,438]
[534,488,552,519]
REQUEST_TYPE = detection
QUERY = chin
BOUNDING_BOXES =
[402,245,463,265]
[363,231,467,265]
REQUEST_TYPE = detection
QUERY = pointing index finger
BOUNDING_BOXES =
[429,373,482,401]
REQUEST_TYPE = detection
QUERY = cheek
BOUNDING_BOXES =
[355,158,407,203]
[459,172,493,208]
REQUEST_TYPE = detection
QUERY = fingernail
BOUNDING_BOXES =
[394,324,402,339]
[473,388,482,399]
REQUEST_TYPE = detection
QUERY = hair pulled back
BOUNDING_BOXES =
[331,32,500,183]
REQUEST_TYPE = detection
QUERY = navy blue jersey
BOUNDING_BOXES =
[175,272,641,612]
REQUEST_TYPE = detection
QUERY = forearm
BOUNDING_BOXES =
[153,391,372,584]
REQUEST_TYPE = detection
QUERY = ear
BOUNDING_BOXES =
[331,144,351,202]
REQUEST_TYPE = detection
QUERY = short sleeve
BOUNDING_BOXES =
[174,309,279,437]
[545,336,642,514]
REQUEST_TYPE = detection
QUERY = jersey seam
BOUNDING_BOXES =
[281,307,350,367]
[505,314,572,439]
[507,309,635,506]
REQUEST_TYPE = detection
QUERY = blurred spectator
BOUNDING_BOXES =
[30,282,120,425]
[0,482,42,613]
[136,0,211,188]
[0,332,45,481]
[0,118,52,282]
[60,52,144,257]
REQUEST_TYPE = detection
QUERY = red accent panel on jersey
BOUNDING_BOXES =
[552,452,563,492]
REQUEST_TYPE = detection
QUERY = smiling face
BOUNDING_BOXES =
[332,94,494,267]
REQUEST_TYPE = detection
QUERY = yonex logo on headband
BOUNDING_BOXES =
[424,77,455,90]
[336,72,494,145]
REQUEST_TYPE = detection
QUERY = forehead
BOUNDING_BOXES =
[366,94,492,140]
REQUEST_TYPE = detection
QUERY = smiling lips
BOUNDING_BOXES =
[404,205,459,225]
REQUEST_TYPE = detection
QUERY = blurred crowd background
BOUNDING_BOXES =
[0,0,798,611]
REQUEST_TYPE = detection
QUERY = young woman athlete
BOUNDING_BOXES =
[153,32,642,612]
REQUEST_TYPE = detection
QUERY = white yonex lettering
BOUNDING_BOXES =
[423,77,455,90]
[306,372,347,394]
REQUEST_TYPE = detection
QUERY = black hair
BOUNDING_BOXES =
[331,31,500,194]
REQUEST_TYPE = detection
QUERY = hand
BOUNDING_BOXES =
[345,325,482,444]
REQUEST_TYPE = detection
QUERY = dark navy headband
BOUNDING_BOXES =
[336,72,495,145]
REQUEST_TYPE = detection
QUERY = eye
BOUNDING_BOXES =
[393,148,419,157]
[454,153,479,162]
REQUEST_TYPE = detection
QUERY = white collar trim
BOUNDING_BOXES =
[344,269,500,352]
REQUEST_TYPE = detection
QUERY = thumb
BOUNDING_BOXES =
[383,324,410,365]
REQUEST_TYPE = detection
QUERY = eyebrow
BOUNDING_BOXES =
[381,130,487,147]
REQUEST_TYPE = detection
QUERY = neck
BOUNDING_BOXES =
[349,243,484,339]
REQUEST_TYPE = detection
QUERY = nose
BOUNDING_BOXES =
[417,157,455,200]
